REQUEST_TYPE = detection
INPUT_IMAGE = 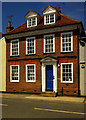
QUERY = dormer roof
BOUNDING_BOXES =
[25,9,40,19]
[42,5,57,15]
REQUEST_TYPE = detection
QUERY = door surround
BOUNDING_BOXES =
[40,56,57,93]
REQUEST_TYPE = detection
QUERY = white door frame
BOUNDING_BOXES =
[42,61,57,93]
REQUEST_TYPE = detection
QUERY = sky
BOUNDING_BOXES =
[2,2,86,34]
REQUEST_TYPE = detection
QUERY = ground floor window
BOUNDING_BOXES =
[61,63,73,83]
[10,65,19,82]
[26,64,36,82]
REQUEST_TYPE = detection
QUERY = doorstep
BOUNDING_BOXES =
[40,91,57,97]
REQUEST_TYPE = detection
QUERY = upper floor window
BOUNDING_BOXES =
[44,14,55,25]
[10,39,19,56]
[61,63,73,83]
[61,32,73,52]
[26,64,36,82]
[26,37,35,55]
[44,34,55,53]
[27,17,37,28]
[10,65,19,82]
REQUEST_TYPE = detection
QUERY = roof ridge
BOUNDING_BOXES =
[60,13,81,23]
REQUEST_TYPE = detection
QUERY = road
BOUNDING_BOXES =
[1,94,86,119]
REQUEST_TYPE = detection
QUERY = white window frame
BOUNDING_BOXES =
[26,64,36,82]
[26,37,35,55]
[44,13,55,25]
[10,65,19,82]
[27,17,37,28]
[44,34,55,53]
[61,63,73,83]
[10,39,19,56]
[61,32,73,52]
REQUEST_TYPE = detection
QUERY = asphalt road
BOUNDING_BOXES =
[1,95,86,119]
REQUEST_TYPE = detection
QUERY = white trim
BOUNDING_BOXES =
[42,62,57,93]
[53,34,55,52]
[44,34,55,53]
[10,39,19,56]
[42,64,46,92]
[26,37,36,55]
[43,7,56,15]
[27,17,37,28]
[61,32,73,52]
[44,13,55,25]
[26,64,36,82]
[61,63,73,83]
[10,65,19,82]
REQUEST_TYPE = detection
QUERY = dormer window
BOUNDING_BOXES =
[25,9,41,28]
[27,17,37,27]
[42,5,58,25]
[44,14,55,25]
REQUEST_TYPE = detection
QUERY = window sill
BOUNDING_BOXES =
[43,52,55,55]
[26,81,36,83]
[27,25,37,28]
[60,51,73,54]
[10,81,19,82]
[10,55,20,57]
[44,22,55,25]
[61,82,73,83]
[25,54,36,56]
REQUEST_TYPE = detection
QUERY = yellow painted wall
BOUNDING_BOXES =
[0,37,6,91]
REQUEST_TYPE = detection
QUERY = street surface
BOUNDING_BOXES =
[1,93,86,119]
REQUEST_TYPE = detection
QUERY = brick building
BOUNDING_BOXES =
[3,5,85,96]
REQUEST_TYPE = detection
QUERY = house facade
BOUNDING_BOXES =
[80,31,86,96]
[3,5,85,96]
[0,36,6,92]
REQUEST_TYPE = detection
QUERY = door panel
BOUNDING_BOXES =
[46,65,53,90]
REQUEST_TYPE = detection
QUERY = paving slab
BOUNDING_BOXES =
[0,93,86,103]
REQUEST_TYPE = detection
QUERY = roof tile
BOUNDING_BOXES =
[3,13,81,35]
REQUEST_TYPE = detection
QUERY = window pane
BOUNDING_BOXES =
[11,66,19,81]
[32,17,36,25]
[46,15,49,24]
[62,64,73,82]
[27,65,35,81]
[45,35,54,53]
[11,40,19,56]
[62,33,72,52]
[50,14,54,23]
[27,38,35,54]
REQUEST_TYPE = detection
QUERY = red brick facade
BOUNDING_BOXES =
[5,29,81,96]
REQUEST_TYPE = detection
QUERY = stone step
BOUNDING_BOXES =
[40,91,57,97]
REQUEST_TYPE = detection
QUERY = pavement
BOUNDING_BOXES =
[1,93,86,103]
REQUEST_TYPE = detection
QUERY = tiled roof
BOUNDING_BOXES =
[3,13,81,35]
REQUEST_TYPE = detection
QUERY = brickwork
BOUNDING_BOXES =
[6,29,80,96]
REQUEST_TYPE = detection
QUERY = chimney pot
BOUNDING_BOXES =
[8,21,11,27]
[6,21,14,33]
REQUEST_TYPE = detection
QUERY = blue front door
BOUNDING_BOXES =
[46,65,53,91]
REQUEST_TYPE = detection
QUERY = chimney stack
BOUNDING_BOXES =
[6,21,14,33]
[57,7,61,13]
